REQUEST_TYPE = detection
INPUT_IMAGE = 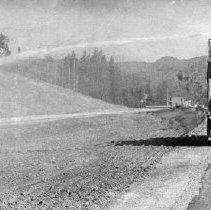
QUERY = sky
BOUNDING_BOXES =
[0,0,211,61]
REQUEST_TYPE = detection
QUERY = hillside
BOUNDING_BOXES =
[118,56,207,104]
[0,53,208,107]
[119,56,206,83]
[0,50,125,106]
[0,70,124,118]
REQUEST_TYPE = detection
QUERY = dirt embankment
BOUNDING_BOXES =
[0,109,204,209]
[150,108,205,134]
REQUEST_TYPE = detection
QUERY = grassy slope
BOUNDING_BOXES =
[0,70,125,118]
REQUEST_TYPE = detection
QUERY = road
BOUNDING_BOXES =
[108,120,211,210]
[0,109,209,209]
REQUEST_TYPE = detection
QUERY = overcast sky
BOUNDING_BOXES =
[0,0,211,61]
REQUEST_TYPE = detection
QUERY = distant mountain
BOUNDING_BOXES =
[119,56,207,74]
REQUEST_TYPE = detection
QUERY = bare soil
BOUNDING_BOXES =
[0,109,204,209]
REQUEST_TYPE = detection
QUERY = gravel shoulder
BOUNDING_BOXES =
[108,114,211,210]
[108,146,211,210]
[187,120,211,210]
[0,109,205,209]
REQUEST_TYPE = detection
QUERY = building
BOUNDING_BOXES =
[170,96,185,108]
[183,100,192,107]
[169,97,192,108]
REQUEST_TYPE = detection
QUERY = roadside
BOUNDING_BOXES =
[188,163,211,210]
[108,147,211,210]
[149,108,205,134]
[107,114,210,210]
[187,120,211,210]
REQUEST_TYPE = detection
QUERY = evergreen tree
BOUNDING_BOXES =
[0,33,11,56]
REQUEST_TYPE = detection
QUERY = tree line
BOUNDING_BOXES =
[0,33,21,56]
[0,33,11,56]
[0,33,177,107]
[4,48,164,107]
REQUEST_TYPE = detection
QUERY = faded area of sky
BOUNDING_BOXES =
[0,0,211,61]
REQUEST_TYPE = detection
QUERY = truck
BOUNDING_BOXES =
[207,39,211,140]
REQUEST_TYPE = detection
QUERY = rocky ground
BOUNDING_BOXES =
[0,109,205,209]
[107,113,210,210]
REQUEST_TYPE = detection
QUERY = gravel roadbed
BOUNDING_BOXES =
[0,145,172,209]
[0,109,204,209]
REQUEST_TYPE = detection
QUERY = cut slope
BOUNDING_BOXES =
[0,70,125,118]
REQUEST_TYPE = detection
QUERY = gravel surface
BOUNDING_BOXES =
[0,109,204,209]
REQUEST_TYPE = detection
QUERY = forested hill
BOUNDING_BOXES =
[0,50,207,107]
[119,56,207,76]
[118,56,207,105]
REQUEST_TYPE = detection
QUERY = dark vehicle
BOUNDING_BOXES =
[207,39,211,140]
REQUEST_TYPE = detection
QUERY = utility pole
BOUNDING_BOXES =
[73,55,76,92]
[68,55,71,89]
[167,88,169,106]
[71,51,76,92]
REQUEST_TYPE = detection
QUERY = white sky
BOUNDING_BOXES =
[0,0,211,61]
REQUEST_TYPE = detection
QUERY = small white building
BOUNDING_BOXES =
[170,97,185,108]
[183,100,192,107]
[169,97,192,108]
